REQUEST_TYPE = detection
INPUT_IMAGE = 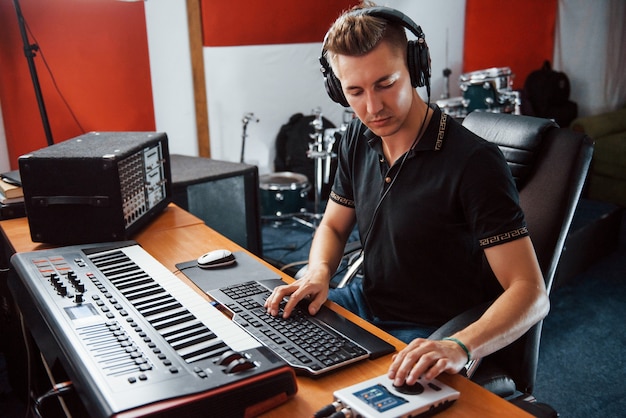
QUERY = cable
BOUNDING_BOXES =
[24,19,86,133]
[329,408,353,418]
[18,312,33,418]
[279,259,309,272]
[357,95,432,258]
[313,401,344,418]
[32,381,73,418]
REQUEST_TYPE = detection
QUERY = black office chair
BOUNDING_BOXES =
[333,112,594,412]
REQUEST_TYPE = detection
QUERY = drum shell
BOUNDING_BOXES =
[460,67,514,113]
[259,172,309,217]
[461,84,498,112]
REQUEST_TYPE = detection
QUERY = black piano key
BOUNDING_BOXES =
[179,341,229,363]
[137,300,182,317]
[150,312,197,331]
[169,330,217,351]
[162,322,208,344]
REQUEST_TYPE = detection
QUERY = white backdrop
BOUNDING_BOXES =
[202,0,467,174]
[553,0,626,117]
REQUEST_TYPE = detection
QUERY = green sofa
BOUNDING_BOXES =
[571,105,626,207]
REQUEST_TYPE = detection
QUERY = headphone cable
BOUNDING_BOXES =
[358,94,432,258]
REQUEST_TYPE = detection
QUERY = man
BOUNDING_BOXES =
[264,3,549,388]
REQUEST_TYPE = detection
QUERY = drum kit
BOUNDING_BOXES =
[437,66,521,120]
[255,68,520,227]
[259,108,350,229]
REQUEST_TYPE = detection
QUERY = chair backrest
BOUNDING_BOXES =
[461,111,594,394]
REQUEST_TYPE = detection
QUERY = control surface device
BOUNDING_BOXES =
[332,374,460,418]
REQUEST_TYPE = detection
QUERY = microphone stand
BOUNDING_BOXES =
[13,0,54,146]
[240,112,258,163]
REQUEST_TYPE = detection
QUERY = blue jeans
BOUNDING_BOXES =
[328,278,437,344]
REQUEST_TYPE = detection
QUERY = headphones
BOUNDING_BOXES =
[319,6,431,107]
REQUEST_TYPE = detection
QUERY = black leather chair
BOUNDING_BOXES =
[431,112,593,398]
[332,112,594,412]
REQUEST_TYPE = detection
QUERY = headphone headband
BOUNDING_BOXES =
[350,6,426,42]
[319,6,431,107]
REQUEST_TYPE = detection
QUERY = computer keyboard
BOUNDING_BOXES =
[208,279,395,376]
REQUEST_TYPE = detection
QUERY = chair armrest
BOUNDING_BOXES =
[428,301,492,340]
[427,301,518,396]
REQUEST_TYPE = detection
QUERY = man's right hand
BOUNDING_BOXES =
[264,266,331,318]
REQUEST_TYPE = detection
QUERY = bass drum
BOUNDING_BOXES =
[259,172,310,218]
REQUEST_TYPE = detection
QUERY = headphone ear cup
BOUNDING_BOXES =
[324,70,350,107]
[419,42,431,86]
[407,39,431,89]
[407,40,421,88]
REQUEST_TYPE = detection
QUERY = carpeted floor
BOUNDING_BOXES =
[533,211,626,417]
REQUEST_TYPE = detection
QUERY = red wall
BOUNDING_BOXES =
[0,0,155,169]
[201,0,359,46]
[464,0,558,90]
[1,0,558,170]
[200,0,557,89]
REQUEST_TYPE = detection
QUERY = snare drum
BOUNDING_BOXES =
[259,172,310,218]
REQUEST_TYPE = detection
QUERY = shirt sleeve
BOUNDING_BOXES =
[329,122,359,208]
[460,141,528,248]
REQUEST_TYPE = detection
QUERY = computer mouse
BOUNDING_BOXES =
[197,249,236,269]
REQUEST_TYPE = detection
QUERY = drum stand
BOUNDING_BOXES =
[500,90,522,115]
[291,108,338,230]
[441,67,452,100]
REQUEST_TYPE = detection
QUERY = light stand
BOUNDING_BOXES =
[13,0,54,146]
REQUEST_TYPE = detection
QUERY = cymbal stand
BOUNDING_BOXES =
[291,107,338,230]
[442,67,452,100]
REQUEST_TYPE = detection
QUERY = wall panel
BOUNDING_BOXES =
[0,0,155,168]
[464,0,558,89]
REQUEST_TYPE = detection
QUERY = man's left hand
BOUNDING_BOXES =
[387,338,468,385]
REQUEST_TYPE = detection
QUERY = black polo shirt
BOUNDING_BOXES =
[330,106,528,327]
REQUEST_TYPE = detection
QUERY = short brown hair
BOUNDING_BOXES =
[323,3,408,69]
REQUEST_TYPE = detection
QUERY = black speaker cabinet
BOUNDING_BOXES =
[170,155,262,256]
[18,132,171,244]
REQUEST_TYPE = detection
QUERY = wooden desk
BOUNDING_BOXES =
[0,204,530,417]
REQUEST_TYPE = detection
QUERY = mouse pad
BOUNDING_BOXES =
[176,251,282,293]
